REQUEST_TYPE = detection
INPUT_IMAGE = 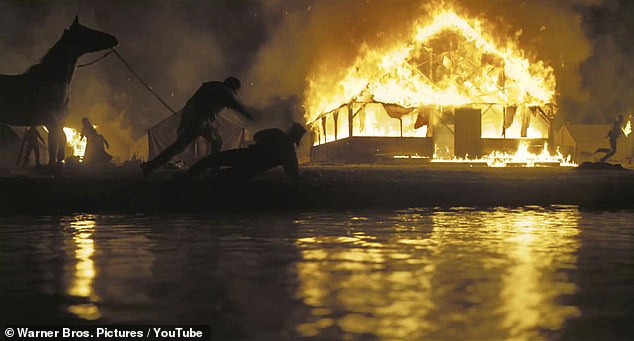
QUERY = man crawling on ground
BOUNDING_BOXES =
[177,123,306,184]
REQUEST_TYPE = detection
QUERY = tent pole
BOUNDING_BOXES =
[194,137,198,159]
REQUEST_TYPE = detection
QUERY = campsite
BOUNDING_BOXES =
[2,2,634,341]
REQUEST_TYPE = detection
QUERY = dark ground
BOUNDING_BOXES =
[1,163,633,214]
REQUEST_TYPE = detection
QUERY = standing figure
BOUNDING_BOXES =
[17,126,45,167]
[179,123,306,184]
[598,114,625,163]
[141,76,253,177]
[80,117,112,166]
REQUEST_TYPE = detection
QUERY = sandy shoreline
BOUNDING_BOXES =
[1,164,633,214]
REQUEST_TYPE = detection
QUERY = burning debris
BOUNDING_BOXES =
[64,127,88,161]
[306,6,568,166]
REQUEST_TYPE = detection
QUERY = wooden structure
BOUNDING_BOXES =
[311,136,433,163]
[308,101,555,164]
[309,101,434,163]
[454,108,482,158]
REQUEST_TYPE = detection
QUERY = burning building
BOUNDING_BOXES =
[306,8,564,166]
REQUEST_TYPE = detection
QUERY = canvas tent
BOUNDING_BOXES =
[147,111,246,167]
[128,135,148,162]
[556,124,633,164]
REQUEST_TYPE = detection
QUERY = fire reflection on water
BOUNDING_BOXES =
[66,215,101,320]
[294,207,580,340]
[496,208,581,339]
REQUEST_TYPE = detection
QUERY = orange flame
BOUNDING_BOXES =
[63,127,87,161]
[306,6,557,149]
[428,142,576,167]
[306,7,555,117]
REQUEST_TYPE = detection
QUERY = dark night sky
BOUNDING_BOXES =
[1,0,633,158]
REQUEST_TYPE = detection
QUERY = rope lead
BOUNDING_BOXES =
[78,48,178,115]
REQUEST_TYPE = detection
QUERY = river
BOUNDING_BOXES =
[1,206,633,340]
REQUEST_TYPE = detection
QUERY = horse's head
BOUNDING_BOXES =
[66,16,118,54]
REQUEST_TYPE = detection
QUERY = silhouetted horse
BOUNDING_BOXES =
[0,16,117,169]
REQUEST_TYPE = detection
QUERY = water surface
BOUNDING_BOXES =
[1,207,633,340]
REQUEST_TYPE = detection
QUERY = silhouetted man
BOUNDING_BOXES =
[18,126,45,167]
[80,117,112,165]
[597,114,625,163]
[141,76,253,176]
[179,123,306,183]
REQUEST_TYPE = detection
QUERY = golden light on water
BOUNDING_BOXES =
[496,209,581,340]
[294,207,581,340]
[295,232,435,339]
[67,215,101,320]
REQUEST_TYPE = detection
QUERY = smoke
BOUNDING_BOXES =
[242,0,619,125]
[0,1,268,160]
[241,0,425,110]
[573,0,634,123]
[449,0,628,125]
[0,0,630,161]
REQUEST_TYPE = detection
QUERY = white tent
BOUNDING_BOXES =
[556,124,633,164]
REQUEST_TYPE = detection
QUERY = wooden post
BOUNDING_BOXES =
[348,104,354,138]
[333,111,339,141]
[502,105,506,138]
[548,117,555,155]
[429,48,433,81]
[321,116,327,143]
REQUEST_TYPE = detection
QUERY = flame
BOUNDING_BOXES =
[623,115,631,137]
[306,7,555,117]
[428,142,576,167]
[307,6,556,151]
[63,127,87,161]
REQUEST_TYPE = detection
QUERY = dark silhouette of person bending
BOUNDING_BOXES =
[18,126,45,167]
[141,76,253,177]
[180,123,306,183]
[597,114,625,163]
[80,117,112,165]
